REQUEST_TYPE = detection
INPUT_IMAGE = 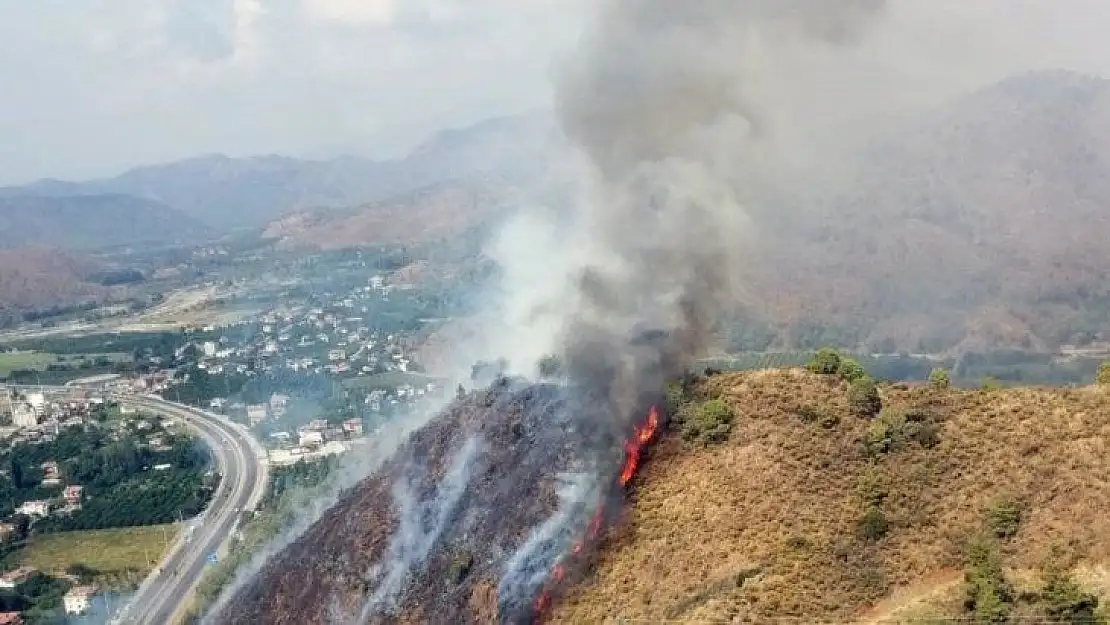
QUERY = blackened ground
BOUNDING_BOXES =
[213,378,628,625]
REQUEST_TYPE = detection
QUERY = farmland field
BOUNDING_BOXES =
[15,524,179,588]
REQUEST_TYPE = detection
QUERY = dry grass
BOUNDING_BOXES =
[551,369,1110,623]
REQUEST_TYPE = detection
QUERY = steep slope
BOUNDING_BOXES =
[215,378,657,624]
[0,193,211,250]
[552,369,1110,622]
[1,116,558,230]
[749,70,1110,352]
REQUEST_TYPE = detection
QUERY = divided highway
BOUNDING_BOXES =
[0,385,269,623]
[114,395,268,625]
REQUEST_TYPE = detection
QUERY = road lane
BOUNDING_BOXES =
[118,397,266,625]
[1,385,268,624]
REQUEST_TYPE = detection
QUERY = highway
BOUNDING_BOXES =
[115,395,268,625]
[1,384,268,625]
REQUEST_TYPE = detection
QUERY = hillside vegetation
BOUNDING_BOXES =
[552,367,1110,623]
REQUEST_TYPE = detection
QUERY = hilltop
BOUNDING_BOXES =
[0,193,211,250]
[0,115,557,232]
[552,368,1110,623]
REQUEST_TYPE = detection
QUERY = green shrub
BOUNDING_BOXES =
[1097,361,1110,386]
[856,506,889,542]
[682,399,734,444]
[1037,558,1105,624]
[928,367,951,389]
[796,404,839,429]
[964,537,1014,623]
[665,381,688,416]
[806,347,841,375]
[980,376,1002,391]
[848,377,882,418]
[837,357,868,383]
[986,497,1022,540]
[447,550,475,584]
[864,407,907,455]
[856,466,889,507]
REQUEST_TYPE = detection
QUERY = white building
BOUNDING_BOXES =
[298,430,324,446]
[63,586,97,615]
[202,341,218,357]
[25,393,45,414]
[12,404,37,428]
[246,404,268,426]
[15,500,50,518]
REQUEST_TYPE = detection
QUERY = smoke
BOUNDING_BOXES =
[360,435,482,617]
[547,0,886,425]
[203,404,442,621]
[497,471,601,611]
[212,1,896,620]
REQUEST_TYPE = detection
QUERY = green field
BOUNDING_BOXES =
[15,525,179,588]
[341,371,443,391]
[0,351,130,377]
[0,351,58,376]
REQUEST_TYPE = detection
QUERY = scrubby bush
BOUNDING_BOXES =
[1037,558,1105,624]
[806,347,842,375]
[797,404,840,429]
[837,357,868,383]
[856,506,889,542]
[864,407,907,455]
[986,497,1022,540]
[664,381,688,415]
[928,367,951,389]
[682,399,734,444]
[964,537,1014,623]
[447,550,475,584]
[1097,360,1110,386]
[856,466,889,508]
[848,377,882,418]
[863,406,941,455]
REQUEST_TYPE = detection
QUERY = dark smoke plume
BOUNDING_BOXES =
[553,0,887,430]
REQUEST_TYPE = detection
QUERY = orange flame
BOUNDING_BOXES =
[533,405,661,621]
[618,405,660,487]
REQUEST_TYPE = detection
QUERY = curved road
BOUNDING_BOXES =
[0,385,268,624]
[111,395,267,625]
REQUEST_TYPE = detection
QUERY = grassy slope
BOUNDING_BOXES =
[552,369,1110,623]
[16,524,179,587]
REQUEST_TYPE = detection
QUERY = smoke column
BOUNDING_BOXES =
[552,0,887,427]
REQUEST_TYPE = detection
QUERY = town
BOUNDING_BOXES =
[0,268,455,623]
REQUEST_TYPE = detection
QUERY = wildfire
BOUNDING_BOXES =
[619,405,660,486]
[531,405,661,621]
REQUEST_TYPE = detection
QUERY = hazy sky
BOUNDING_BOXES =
[2,0,1109,185]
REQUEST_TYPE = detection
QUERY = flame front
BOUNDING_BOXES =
[531,405,661,621]
[619,405,659,486]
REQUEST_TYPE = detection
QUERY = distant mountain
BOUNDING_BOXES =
[1,115,559,231]
[0,194,212,250]
[0,248,109,325]
[741,70,1110,353]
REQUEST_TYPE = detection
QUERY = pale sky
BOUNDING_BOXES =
[1,0,1109,186]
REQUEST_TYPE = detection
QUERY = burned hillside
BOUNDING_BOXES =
[213,377,662,624]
